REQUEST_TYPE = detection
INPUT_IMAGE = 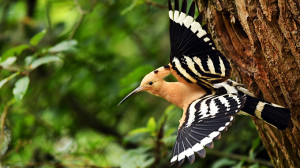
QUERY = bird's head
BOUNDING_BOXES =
[118,66,170,106]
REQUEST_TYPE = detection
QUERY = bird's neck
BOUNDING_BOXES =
[145,65,207,109]
[157,81,207,110]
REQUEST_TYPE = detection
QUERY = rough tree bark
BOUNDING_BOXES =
[197,0,299,167]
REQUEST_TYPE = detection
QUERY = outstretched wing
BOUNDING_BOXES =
[170,93,246,166]
[168,0,232,88]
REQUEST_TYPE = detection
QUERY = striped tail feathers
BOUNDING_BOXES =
[241,95,290,130]
[213,79,290,130]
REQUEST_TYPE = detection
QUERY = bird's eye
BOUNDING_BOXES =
[148,81,153,85]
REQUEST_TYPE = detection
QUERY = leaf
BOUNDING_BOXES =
[164,105,175,115]
[13,76,30,101]
[1,44,30,61]
[162,134,177,146]
[121,0,144,15]
[128,127,150,135]
[30,29,47,46]
[125,127,151,144]
[121,147,154,168]
[0,72,19,89]
[0,79,9,90]
[212,158,236,168]
[164,128,176,137]
[1,128,11,156]
[147,117,156,132]
[25,56,34,66]
[120,65,154,86]
[249,137,260,159]
[158,105,175,123]
[0,57,17,68]
[29,55,62,70]
[249,163,260,168]
[251,137,261,151]
[232,159,246,168]
[49,40,77,52]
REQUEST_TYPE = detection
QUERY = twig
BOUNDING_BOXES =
[68,0,98,40]
[46,1,52,31]
[74,0,87,15]
[153,114,167,167]
[145,0,168,9]
[0,99,15,165]
[68,14,85,40]
[0,0,11,31]
[206,149,273,167]
[0,67,21,73]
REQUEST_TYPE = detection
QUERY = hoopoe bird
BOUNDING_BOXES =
[119,0,291,166]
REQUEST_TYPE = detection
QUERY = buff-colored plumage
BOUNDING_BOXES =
[139,64,206,127]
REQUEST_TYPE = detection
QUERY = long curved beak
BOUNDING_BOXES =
[118,86,143,106]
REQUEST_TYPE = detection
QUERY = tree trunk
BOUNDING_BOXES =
[197,0,300,167]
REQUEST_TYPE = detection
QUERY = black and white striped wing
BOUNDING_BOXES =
[170,93,246,166]
[168,0,231,88]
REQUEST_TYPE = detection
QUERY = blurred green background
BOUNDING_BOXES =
[0,0,272,167]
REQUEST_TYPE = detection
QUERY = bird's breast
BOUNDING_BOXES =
[160,81,206,109]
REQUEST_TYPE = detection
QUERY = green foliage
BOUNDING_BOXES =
[121,147,154,168]
[0,72,19,89]
[1,45,30,61]
[30,29,47,46]
[0,0,272,167]
[120,65,154,96]
[48,40,77,53]
[29,56,62,70]
[212,158,236,168]
[249,137,261,159]
[13,76,30,101]
[121,0,145,15]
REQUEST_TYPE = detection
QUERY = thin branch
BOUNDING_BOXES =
[206,149,273,167]
[74,0,87,15]
[0,0,11,31]
[68,0,98,40]
[0,66,21,72]
[145,0,168,9]
[153,114,167,167]
[46,1,52,31]
[68,14,85,40]
[0,99,15,165]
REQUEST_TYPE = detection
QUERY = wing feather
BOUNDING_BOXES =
[170,93,246,166]
[169,0,232,88]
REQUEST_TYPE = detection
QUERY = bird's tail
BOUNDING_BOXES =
[240,94,290,130]
[214,79,290,130]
